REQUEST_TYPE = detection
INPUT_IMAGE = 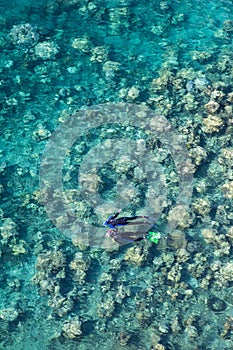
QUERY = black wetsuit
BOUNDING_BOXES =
[103,211,146,229]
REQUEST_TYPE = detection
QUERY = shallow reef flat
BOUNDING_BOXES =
[0,0,233,349]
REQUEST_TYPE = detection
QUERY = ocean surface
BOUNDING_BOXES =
[0,0,233,349]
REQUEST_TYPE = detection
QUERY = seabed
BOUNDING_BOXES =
[0,0,233,349]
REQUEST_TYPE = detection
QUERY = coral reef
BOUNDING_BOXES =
[34,41,59,60]
[124,245,149,265]
[202,114,224,133]
[9,23,39,47]
[62,316,82,339]
[69,252,90,284]
[1,0,233,349]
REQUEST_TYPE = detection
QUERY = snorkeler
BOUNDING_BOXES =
[106,227,161,245]
[103,209,149,229]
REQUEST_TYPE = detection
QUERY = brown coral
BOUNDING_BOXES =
[202,115,223,133]
[204,100,220,114]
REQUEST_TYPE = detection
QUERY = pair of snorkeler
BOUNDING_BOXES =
[103,210,161,244]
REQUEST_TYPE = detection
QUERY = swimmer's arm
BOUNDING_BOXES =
[108,209,121,220]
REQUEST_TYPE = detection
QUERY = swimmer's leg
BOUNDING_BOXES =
[121,231,145,242]
[125,216,145,221]
[114,234,144,244]
[125,216,150,225]
[124,222,146,225]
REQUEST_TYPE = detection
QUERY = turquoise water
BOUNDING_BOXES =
[1,0,233,349]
